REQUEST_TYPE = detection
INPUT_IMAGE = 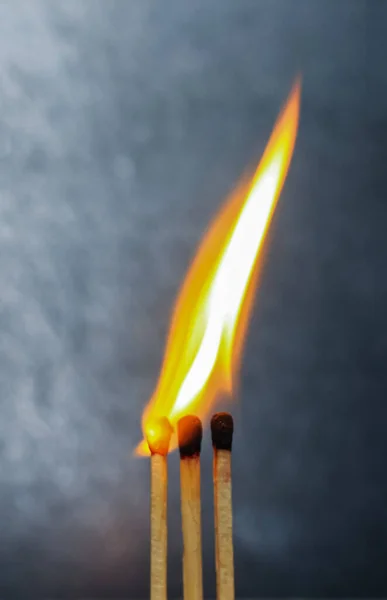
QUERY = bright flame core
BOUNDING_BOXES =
[136,79,301,455]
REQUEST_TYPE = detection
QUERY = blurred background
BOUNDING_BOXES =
[0,0,386,597]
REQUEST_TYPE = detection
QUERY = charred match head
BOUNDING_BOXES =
[145,417,173,456]
[211,412,234,451]
[177,415,203,458]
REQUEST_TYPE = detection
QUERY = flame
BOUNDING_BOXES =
[136,79,301,455]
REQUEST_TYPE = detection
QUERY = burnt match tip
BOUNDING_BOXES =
[177,415,203,458]
[145,417,173,456]
[211,412,234,451]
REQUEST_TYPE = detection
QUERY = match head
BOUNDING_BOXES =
[177,415,203,458]
[145,417,173,456]
[211,412,234,451]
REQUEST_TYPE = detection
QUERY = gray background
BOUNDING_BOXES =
[0,0,386,597]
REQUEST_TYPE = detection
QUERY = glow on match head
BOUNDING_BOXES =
[145,417,173,456]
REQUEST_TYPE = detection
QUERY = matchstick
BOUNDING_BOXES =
[211,412,235,600]
[177,415,204,600]
[145,417,173,600]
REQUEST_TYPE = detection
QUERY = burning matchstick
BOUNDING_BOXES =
[145,417,173,600]
[135,79,302,598]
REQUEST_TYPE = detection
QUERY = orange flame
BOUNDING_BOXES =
[136,79,301,455]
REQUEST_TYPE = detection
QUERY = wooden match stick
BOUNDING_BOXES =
[211,412,235,600]
[145,417,173,600]
[177,415,204,600]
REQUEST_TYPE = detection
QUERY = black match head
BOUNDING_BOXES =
[177,415,203,458]
[211,412,234,451]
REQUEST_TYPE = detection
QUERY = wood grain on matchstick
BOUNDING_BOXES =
[150,454,168,600]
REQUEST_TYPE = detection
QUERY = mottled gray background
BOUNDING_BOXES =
[0,0,386,597]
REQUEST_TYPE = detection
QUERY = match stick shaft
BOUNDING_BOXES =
[150,453,168,600]
[180,456,203,600]
[213,448,234,600]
